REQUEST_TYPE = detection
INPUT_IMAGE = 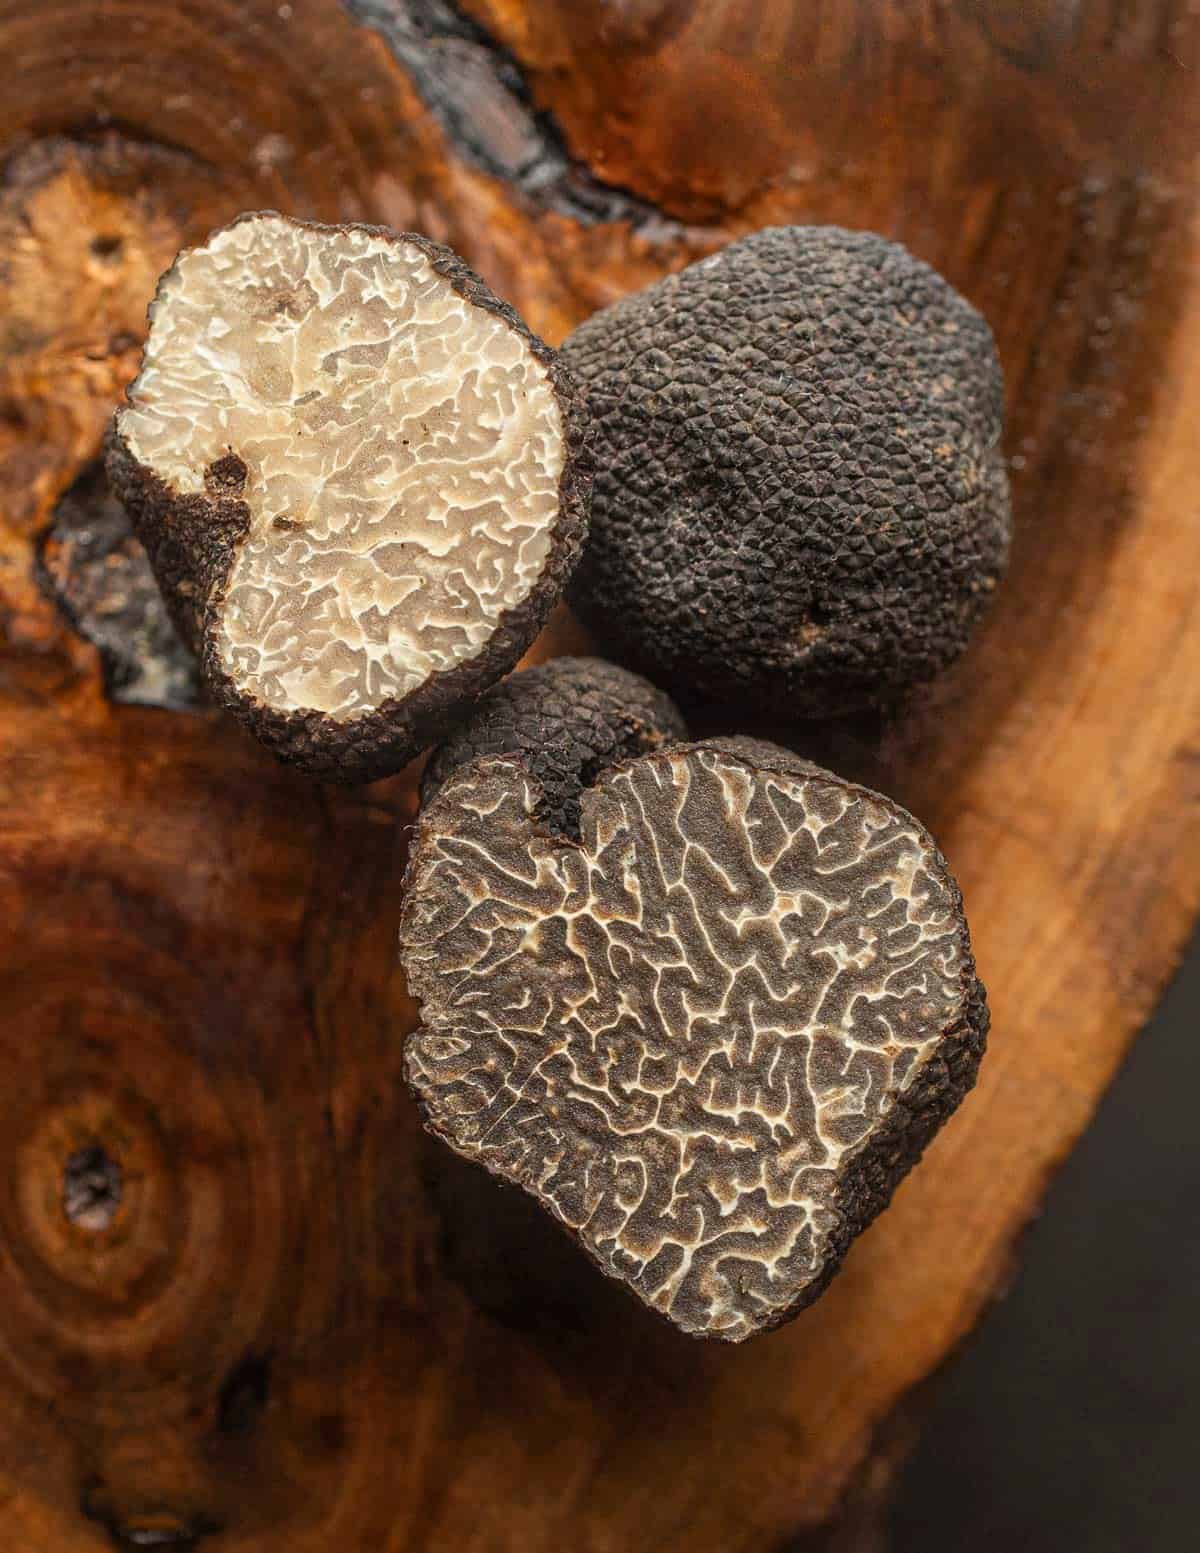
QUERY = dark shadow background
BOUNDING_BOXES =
[890,930,1200,1551]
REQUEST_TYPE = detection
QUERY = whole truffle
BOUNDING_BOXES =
[400,725,988,1341]
[107,211,590,781]
[562,225,1010,718]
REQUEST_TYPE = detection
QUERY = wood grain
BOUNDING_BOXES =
[0,1,1197,1548]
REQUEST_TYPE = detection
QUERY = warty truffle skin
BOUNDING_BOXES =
[400,722,988,1341]
[106,212,592,782]
[562,225,1011,719]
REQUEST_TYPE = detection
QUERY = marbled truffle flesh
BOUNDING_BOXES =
[107,211,589,780]
[562,225,1010,718]
[400,727,987,1341]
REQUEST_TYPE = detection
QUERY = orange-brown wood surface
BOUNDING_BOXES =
[1,2,1198,1548]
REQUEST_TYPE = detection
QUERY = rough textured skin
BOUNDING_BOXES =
[400,736,987,1340]
[106,212,591,782]
[421,656,688,839]
[562,226,1011,718]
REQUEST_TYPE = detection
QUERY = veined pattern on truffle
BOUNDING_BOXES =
[118,215,563,718]
[403,746,969,1340]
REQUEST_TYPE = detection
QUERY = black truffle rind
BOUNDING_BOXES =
[562,225,1010,719]
[400,729,988,1340]
[106,211,592,783]
[421,656,688,840]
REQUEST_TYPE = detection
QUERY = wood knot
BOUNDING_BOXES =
[62,1144,122,1232]
[90,233,125,263]
[81,1474,222,1549]
[216,1352,272,1439]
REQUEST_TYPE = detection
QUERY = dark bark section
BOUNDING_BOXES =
[342,0,678,231]
[36,461,200,710]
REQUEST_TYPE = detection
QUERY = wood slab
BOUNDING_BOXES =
[1,2,1197,1548]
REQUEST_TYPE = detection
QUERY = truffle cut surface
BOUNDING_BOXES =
[111,213,581,773]
[401,739,985,1340]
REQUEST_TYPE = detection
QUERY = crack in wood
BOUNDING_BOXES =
[343,0,680,231]
[36,461,200,711]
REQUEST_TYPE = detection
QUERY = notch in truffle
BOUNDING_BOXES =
[400,694,988,1341]
[562,225,1010,720]
[421,655,689,839]
[106,212,590,781]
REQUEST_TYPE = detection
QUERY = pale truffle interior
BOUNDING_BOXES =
[118,215,564,718]
[403,746,968,1339]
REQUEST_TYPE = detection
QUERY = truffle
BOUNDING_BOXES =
[562,225,1010,718]
[400,726,987,1340]
[106,211,590,780]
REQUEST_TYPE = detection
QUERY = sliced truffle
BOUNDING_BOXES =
[421,655,688,839]
[400,727,987,1341]
[562,225,1010,718]
[106,211,590,780]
